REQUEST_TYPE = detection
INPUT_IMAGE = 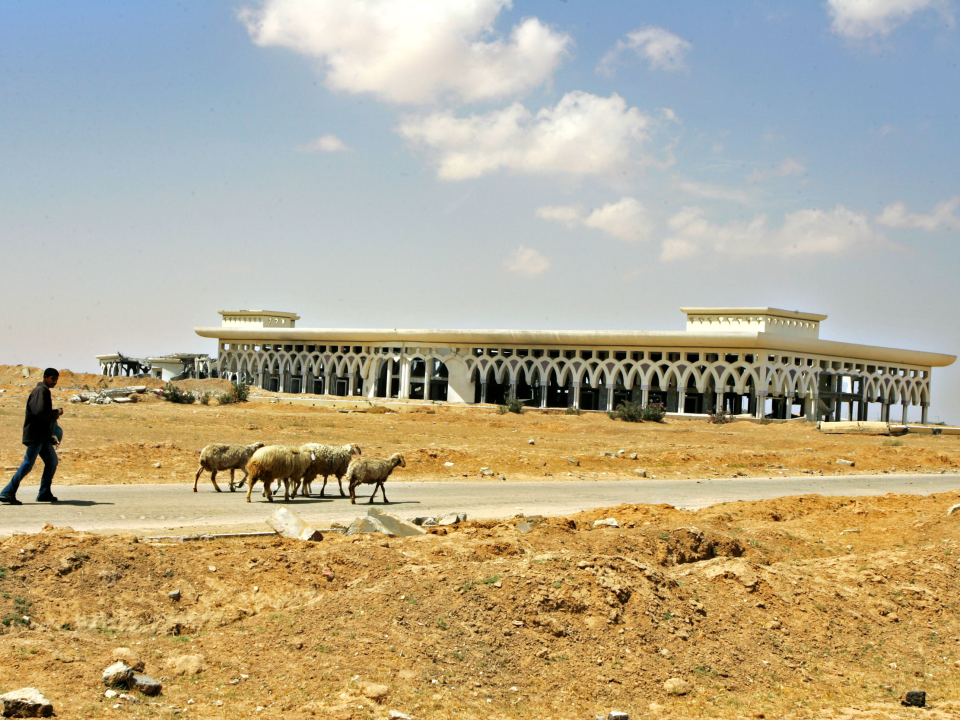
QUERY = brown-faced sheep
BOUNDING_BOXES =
[298,443,362,497]
[245,445,311,503]
[193,442,265,492]
[346,453,405,504]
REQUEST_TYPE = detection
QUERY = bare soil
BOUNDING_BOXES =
[1,493,959,719]
[0,364,957,487]
[2,365,960,719]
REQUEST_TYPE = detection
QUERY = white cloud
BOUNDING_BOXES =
[876,196,960,230]
[600,26,692,72]
[660,204,890,260]
[298,134,350,152]
[397,91,651,180]
[537,197,652,243]
[240,0,571,104]
[676,180,751,204]
[827,0,953,38]
[747,158,806,183]
[503,245,550,276]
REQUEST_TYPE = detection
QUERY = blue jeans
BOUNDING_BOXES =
[0,442,58,500]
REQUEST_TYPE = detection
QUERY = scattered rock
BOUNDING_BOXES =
[389,712,412,720]
[902,690,926,707]
[168,589,181,602]
[629,453,638,460]
[103,661,135,688]
[633,469,647,478]
[131,674,162,696]
[480,468,495,476]
[443,461,454,467]
[438,512,467,526]
[346,515,391,536]
[104,690,118,699]
[112,647,145,672]
[608,712,630,720]
[836,458,855,467]
[152,462,162,469]
[663,677,691,696]
[947,503,960,517]
[266,506,323,542]
[367,508,426,537]
[593,518,620,528]
[0,687,53,718]
[527,438,535,445]
[765,620,782,630]
[360,682,389,702]
[498,474,506,482]
[566,457,580,466]
[164,655,206,677]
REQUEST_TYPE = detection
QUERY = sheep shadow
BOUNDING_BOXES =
[34,500,112,506]
[351,498,421,506]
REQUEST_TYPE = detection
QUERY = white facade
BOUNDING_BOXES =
[196,308,955,424]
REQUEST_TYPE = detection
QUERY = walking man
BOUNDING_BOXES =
[0,368,64,505]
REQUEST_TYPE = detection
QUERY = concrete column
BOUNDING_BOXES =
[881,402,889,423]
[423,361,432,401]
[921,402,929,425]
[805,392,817,421]
[715,390,723,414]
[540,381,549,409]
[677,390,686,414]
[755,392,766,419]
[279,371,288,393]
[347,373,356,396]
[572,383,581,409]
[324,373,332,397]
[508,380,517,400]
[399,358,411,399]
[480,379,488,404]
[303,371,312,394]
[256,371,264,389]
[641,386,650,406]
[901,403,909,426]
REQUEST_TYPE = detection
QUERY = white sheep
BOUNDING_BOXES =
[193,442,265,492]
[298,443,362,497]
[245,445,311,503]
[346,453,406,505]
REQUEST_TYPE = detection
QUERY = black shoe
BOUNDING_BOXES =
[36,495,58,503]
[0,497,23,505]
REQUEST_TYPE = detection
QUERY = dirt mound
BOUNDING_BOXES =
[1,492,959,719]
[170,377,234,393]
[0,364,165,391]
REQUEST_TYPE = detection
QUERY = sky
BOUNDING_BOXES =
[1,0,959,421]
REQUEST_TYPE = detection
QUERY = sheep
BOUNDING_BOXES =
[346,453,406,504]
[193,442,265,492]
[297,443,362,497]
[245,445,311,503]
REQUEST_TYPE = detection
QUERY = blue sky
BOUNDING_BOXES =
[1,1,958,420]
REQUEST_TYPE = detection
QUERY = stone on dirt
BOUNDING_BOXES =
[663,677,691,695]
[346,515,391,536]
[131,674,162,696]
[266,506,323,542]
[608,712,630,720]
[947,503,960,516]
[633,469,647,477]
[168,589,181,602]
[836,458,856,467]
[360,682,389,702]
[112,647,145,672]
[103,661,135,688]
[367,508,426,537]
[594,518,620,528]
[165,655,206,677]
[902,690,926,707]
[566,457,580,466]
[388,712,412,720]
[0,688,53,718]
[438,512,467,526]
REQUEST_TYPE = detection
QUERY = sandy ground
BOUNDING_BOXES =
[2,365,960,719]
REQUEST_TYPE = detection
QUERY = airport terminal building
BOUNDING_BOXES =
[195,308,955,423]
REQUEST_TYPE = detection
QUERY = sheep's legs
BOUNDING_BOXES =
[234,468,249,490]
[337,476,347,497]
[209,469,222,493]
[349,481,357,504]
[368,481,388,504]
[245,477,259,503]
[320,476,329,497]
[193,466,204,492]
[228,468,236,492]
[264,477,274,503]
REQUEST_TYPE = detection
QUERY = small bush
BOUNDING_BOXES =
[641,402,667,422]
[199,392,212,406]
[612,401,644,422]
[565,406,580,416]
[505,397,524,414]
[709,409,731,424]
[496,404,508,415]
[217,382,250,405]
[161,384,196,404]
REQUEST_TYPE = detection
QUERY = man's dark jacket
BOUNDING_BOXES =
[22,382,58,445]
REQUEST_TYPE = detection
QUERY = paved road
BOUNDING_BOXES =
[0,474,957,537]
